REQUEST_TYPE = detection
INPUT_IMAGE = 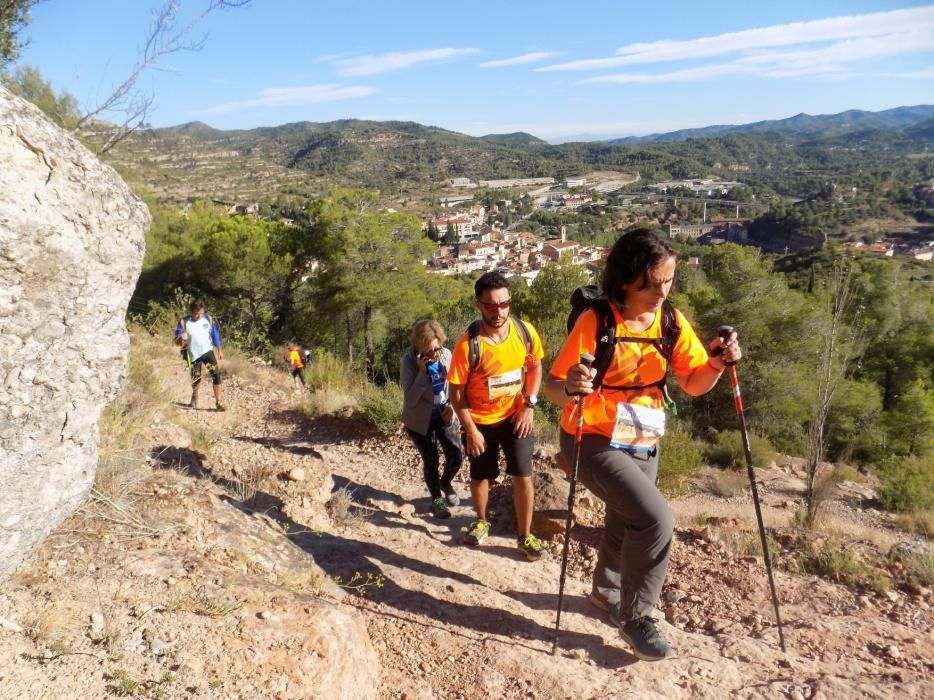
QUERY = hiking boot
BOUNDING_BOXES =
[441,483,460,507]
[430,497,451,520]
[588,591,621,626]
[620,617,676,662]
[465,520,490,546]
[517,533,545,561]
[215,404,226,412]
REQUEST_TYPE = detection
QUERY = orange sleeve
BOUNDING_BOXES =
[549,310,599,380]
[446,332,471,386]
[670,309,710,384]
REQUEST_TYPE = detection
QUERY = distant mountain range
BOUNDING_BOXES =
[97,106,933,207]
[606,105,934,144]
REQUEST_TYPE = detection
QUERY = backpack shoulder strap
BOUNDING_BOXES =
[590,299,616,391]
[510,316,532,355]
[467,320,483,373]
[659,300,680,364]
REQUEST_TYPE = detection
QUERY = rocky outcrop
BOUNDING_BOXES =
[0,86,149,579]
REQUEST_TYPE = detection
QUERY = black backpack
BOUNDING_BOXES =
[567,285,680,395]
[463,316,533,406]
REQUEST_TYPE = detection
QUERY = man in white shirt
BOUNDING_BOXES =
[175,299,225,411]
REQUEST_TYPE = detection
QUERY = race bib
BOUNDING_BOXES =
[487,368,522,400]
[610,402,666,450]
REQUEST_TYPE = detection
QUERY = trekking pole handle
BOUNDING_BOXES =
[715,325,738,366]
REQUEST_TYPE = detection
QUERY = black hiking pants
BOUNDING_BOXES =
[406,416,463,500]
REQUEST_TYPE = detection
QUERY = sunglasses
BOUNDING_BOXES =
[480,300,510,312]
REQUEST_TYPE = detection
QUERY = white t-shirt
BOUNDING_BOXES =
[183,315,216,361]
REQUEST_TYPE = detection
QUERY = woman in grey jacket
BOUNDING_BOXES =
[400,319,464,519]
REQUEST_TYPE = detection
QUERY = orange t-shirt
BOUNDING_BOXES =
[448,318,545,425]
[549,305,709,440]
[288,349,304,369]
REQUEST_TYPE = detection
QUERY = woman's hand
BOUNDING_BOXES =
[565,362,597,396]
[709,331,741,371]
[415,352,429,373]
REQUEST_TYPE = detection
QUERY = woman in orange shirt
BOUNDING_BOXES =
[545,228,741,662]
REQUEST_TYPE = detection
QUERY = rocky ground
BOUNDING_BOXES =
[0,336,931,699]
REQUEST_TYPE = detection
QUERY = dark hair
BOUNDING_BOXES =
[474,271,509,298]
[189,299,206,313]
[602,228,677,305]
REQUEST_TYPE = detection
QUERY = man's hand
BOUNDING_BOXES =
[176,332,188,347]
[216,347,224,361]
[512,406,534,439]
[465,428,486,458]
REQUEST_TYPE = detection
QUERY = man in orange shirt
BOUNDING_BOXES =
[448,272,546,560]
[287,342,307,391]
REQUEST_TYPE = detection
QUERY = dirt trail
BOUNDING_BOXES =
[0,341,931,699]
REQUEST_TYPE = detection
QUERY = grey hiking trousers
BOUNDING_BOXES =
[559,430,674,623]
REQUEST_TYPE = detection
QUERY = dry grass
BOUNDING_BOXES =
[706,469,749,498]
[895,510,934,537]
[186,424,216,454]
[25,604,80,644]
[326,486,368,527]
[228,461,277,505]
[164,588,243,618]
[302,390,357,418]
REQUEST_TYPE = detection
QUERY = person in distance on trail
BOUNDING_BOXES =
[287,342,307,391]
[400,320,464,520]
[544,228,741,662]
[448,272,547,561]
[175,299,226,411]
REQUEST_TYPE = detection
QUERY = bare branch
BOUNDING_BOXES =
[73,1,251,152]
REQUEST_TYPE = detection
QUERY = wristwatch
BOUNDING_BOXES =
[525,395,538,409]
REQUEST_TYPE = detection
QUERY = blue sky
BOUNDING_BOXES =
[17,1,934,142]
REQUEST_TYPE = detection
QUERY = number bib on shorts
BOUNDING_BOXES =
[610,402,666,450]
[487,368,522,400]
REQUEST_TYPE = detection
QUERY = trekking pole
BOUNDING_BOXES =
[552,352,595,656]
[717,326,787,653]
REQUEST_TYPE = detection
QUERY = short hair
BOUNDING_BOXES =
[474,271,509,298]
[602,228,677,305]
[410,319,447,353]
[189,299,206,313]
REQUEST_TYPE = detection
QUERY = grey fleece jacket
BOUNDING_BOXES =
[400,346,452,436]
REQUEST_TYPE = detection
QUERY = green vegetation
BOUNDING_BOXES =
[0,1,34,68]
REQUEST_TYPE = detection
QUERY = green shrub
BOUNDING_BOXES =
[704,430,777,470]
[304,350,353,394]
[877,455,934,513]
[357,381,403,436]
[658,424,702,495]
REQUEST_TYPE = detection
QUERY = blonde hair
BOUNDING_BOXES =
[410,319,447,354]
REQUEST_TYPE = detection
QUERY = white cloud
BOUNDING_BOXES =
[580,25,934,85]
[887,66,934,79]
[334,48,481,77]
[540,6,934,71]
[199,84,376,115]
[479,51,563,68]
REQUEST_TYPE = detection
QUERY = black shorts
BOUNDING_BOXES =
[291,366,306,383]
[466,416,534,481]
[191,351,221,385]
